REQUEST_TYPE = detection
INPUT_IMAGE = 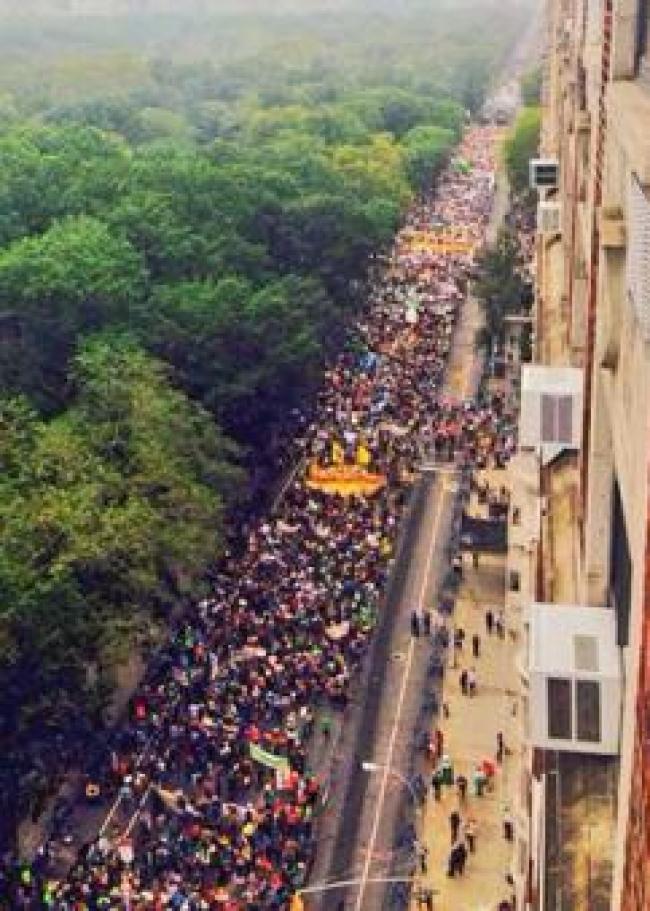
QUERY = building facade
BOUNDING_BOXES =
[527,0,650,908]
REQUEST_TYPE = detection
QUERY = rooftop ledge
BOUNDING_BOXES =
[608,80,650,185]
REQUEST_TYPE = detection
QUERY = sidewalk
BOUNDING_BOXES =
[412,485,522,911]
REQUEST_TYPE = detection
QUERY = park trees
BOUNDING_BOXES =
[0,215,147,410]
[504,106,541,197]
[0,0,536,843]
[474,228,529,353]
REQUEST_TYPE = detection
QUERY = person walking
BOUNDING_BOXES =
[411,611,421,637]
[459,668,468,695]
[503,807,514,842]
[450,809,461,843]
[497,730,505,763]
[455,840,468,876]
[468,667,477,697]
[457,774,468,805]
[431,770,442,801]
[417,844,429,874]
[447,847,456,878]
[423,610,432,636]
[434,726,444,760]
[485,609,494,635]
[472,632,480,658]
[496,610,505,639]
[465,817,477,853]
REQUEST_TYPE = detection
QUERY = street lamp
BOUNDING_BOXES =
[361,760,419,806]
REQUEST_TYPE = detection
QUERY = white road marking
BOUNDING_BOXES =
[354,482,448,911]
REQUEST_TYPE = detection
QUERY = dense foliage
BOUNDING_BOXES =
[521,66,543,106]
[0,0,533,842]
[474,228,530,354]
[504,105,542,196]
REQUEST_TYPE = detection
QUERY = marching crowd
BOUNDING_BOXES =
[3,125,518,910]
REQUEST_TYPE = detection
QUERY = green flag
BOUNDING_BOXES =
[250,742,290,772]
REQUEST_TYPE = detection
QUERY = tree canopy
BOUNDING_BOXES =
[504,105,541,196]
[0,0,536,845]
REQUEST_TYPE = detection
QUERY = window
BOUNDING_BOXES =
[610,479,632,646]
[547,677,572,739]
[637,0,650,75]
[509,570,521,592]
[540,394,574,445]
[626,175,650,338]
[576,680,601,742]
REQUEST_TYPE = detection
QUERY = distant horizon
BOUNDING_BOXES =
[0,0,538,16]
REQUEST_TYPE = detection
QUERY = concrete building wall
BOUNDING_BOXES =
[536,0,650,907]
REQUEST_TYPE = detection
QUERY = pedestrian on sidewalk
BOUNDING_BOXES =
[497,730,505,763]
[450,809,461,843]
[468,667,477,697]
[424,889,434,911]
[457,774,468,804]
[431,770,442,801]
[472,551,479,569]
[411,611,421,637]
[496,610,505,639]
[417,843,429,874]
[465,817,477,853]
[485,609,494,635]
[455,840,468,876]
[423,610,432,636]
[472,766,486,797]
[460,668,468,695]
[503,807,514,842]
[454,626,465,651]
[472,633,480,658]
[435,726,444,760]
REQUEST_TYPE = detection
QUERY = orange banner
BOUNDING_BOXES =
[306,463,387,497]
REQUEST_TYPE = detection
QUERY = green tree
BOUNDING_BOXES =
[474,228,528,350]
[0,216,147,409]
[504,106,541,195]
[402,124,455,191]
[521,67,543,106]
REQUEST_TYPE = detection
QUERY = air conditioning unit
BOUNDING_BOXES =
[519,365,584,450]
[530,158,560,190]
[538,202,562,234]
[528,603,621,755]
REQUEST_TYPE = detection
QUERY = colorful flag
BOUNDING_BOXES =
[250,742,290,772]
[331,440,345,465]
[356,443,371,468]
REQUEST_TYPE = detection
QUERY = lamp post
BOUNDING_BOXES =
[361,760,420,806]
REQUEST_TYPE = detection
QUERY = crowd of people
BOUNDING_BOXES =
[3,125,516,910]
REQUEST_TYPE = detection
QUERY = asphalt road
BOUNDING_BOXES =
[312,150,512,911]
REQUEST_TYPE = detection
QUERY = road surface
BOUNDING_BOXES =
[311,159,511,911]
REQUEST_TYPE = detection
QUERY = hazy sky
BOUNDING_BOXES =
[0,0,535,15]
